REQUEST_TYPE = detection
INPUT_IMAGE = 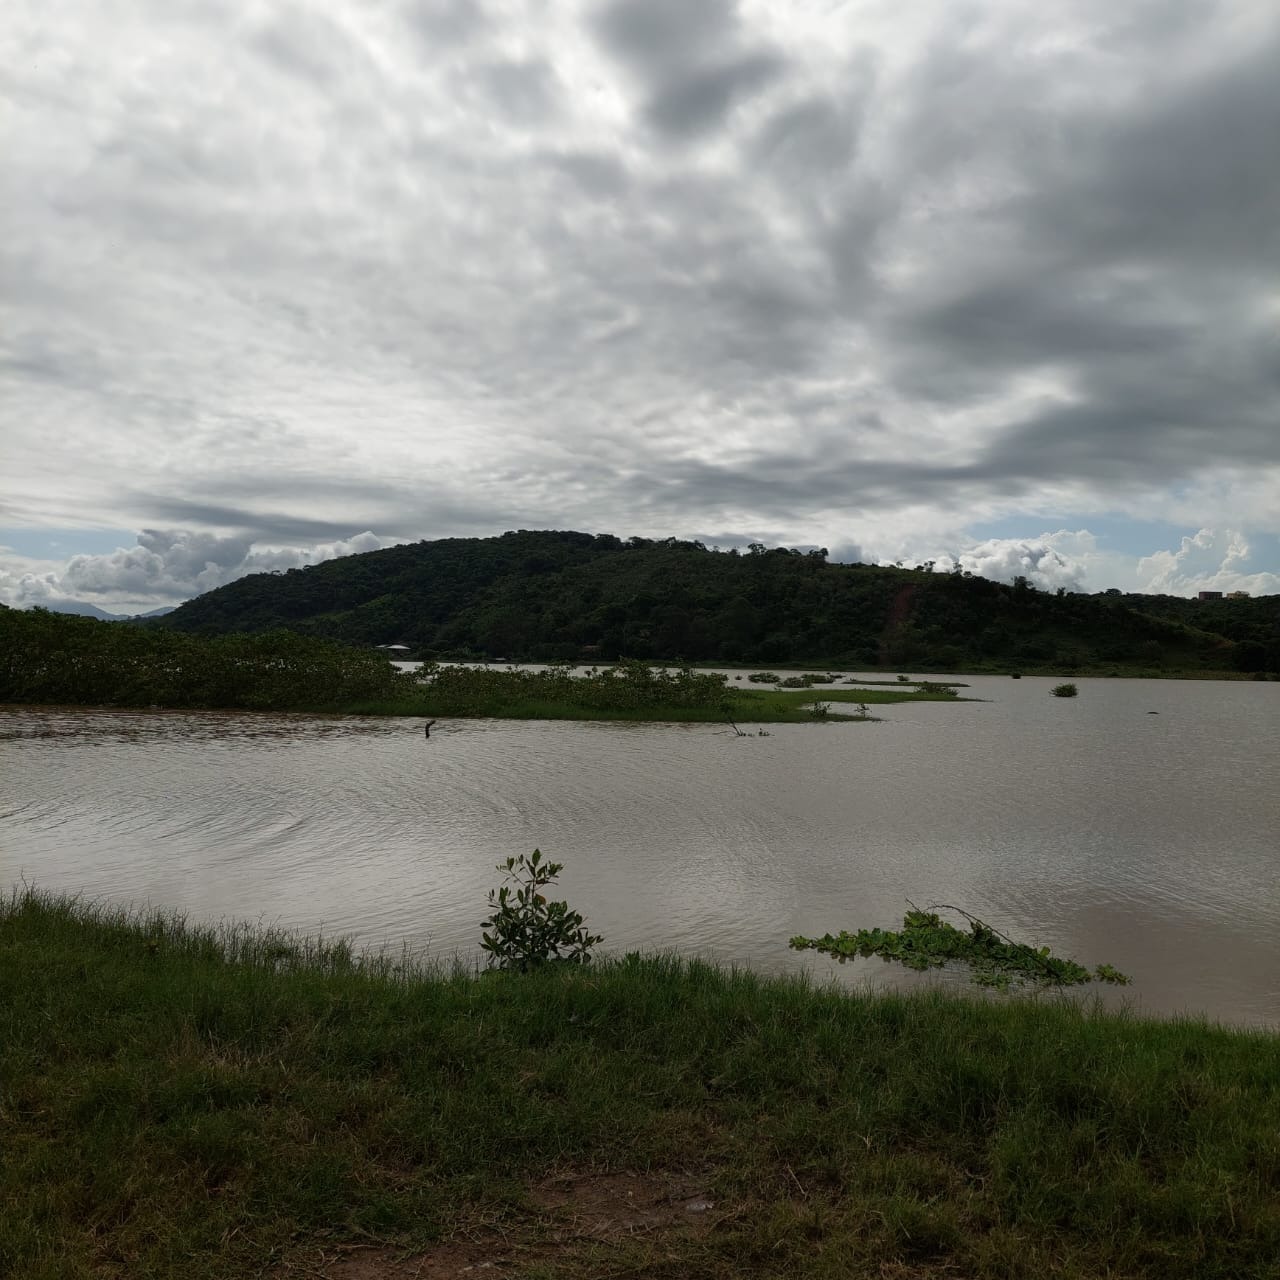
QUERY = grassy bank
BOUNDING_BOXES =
[3,891,1278,1279]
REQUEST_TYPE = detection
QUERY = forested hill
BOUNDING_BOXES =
[157,530,1280,673]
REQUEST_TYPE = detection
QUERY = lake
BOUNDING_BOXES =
[3,674,1278,1025]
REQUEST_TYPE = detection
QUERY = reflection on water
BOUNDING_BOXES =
[3,675,1279,1026]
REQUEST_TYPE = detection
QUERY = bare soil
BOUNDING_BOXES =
[274,1168,719,1279]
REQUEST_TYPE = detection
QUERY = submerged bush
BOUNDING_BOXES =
[791,907,1129,990]
[916,681,959,698]
[777,672,838,688]
[1051,682,1079,698]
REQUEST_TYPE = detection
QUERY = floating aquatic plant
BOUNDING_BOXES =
[790,906,1130,990]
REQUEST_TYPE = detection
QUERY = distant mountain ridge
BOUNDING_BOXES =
[29,602,176,622]
[157,530,1280,673]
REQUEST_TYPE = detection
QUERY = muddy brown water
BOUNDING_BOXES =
[3,674,1278,1025]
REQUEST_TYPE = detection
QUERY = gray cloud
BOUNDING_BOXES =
[472,57,562,121]
[592,0,788,138]
[404,0,487,47]
[591,0,739,71]
[643,51,786,139]
[129,502,380,545]
[249,3,366,88]
[0,0,1277,602]
[1021,28,1280,272]
[751,94,867,175]
[539,148,632,199]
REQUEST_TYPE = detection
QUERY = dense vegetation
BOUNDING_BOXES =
[0,606,403,710]
[4,890,1278,1279]
[157,530,1280,673]
[0,608,958,721]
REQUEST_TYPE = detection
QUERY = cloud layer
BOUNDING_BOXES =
[2,0,1277,604]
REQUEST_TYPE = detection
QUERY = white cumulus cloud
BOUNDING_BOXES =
[0,529,402,614]
[1137,529,1280,596]
[947,532,1092,591]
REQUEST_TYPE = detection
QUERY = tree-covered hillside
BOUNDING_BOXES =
[158,530,1279,673]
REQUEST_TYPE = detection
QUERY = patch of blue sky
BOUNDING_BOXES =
[1239,530,1280,569]
[0,528,136,559]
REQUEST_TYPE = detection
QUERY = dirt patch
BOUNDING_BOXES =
[884,583,919,632]
[879,581,921,666]
[531,1167,718,1242]
[275,1169,718,1279]
[276,1236,521,1279]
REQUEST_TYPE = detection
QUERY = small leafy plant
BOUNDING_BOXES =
[480,850,602,971]
[790,905,1130,990]
[1052,682,1079,698]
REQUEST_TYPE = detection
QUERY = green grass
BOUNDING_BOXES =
[3,890,1278,1279]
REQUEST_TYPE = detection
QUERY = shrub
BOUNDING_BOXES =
[1051,682,1079,698]
[479,850,602,972]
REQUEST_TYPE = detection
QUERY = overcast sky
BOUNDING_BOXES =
[3,0,1278,612]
